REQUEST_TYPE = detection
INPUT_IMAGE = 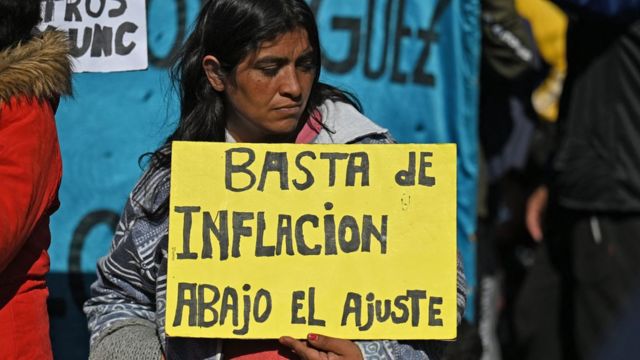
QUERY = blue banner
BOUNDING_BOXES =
[47,0,479,358]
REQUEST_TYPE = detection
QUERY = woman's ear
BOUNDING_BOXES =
[202,55,225,92]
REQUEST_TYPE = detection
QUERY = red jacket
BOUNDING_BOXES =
[0,95,61,288]
[0,31,71,360]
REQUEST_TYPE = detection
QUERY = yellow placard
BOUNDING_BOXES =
[166,142,457,340]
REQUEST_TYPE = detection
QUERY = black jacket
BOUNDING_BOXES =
[552,17,640,211]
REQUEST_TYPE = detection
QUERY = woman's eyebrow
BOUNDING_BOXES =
[298,48,315,58]
[254,56,288,67]
[254,48,315,66]
[296,50,315,61]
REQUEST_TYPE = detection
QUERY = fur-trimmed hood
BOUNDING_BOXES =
[0,30,72,103]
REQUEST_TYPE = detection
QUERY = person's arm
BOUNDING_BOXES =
[482,0,538,81]
[0,98,61,273]
[84,181,168,360]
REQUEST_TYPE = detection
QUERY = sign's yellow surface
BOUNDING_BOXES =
[166,142,457,339]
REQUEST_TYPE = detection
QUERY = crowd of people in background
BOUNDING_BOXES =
[475,1,640,360]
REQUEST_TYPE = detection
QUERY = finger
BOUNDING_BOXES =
[526,187,548,242]
[279,336,321,360]
[526,203,543,242]
[306,333,361,358]
[279,336,299,350]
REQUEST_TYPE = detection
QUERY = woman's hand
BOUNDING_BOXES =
[526,185,549,242]
[279,333,363,360]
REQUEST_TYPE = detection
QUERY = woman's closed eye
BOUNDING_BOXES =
[296,59,317,72]
[296,53,317,72]
[258,65,281,77]
[254,57,287,77]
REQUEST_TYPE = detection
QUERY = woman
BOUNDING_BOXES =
[84,0,466,359]
[0,0,72,358]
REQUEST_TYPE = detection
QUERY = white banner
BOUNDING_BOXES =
[40,0,148,73]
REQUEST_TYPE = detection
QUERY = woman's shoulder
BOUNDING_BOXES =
[352,132,396,144]
[0,30,72,104]
[129,163,171,216]
[314,100,393,144]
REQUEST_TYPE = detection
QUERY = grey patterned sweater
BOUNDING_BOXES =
[84,101,467,360]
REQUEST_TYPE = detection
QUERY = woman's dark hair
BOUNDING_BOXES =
[142,0,360,219]
[0,0,41,51]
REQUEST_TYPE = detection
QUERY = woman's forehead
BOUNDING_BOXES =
[257,28,311,54]
[240,28,313,65]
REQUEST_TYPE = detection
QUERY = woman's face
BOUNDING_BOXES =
[222,27,317,143]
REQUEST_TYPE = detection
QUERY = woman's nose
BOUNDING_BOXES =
[279,66,302,99]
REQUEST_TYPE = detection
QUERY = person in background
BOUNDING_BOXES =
[477,1,572,359]
[83,0,467,359]
[0,0,72,359]
[526,1,640,358]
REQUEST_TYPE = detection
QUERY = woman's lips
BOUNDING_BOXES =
[274,104,302,115]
